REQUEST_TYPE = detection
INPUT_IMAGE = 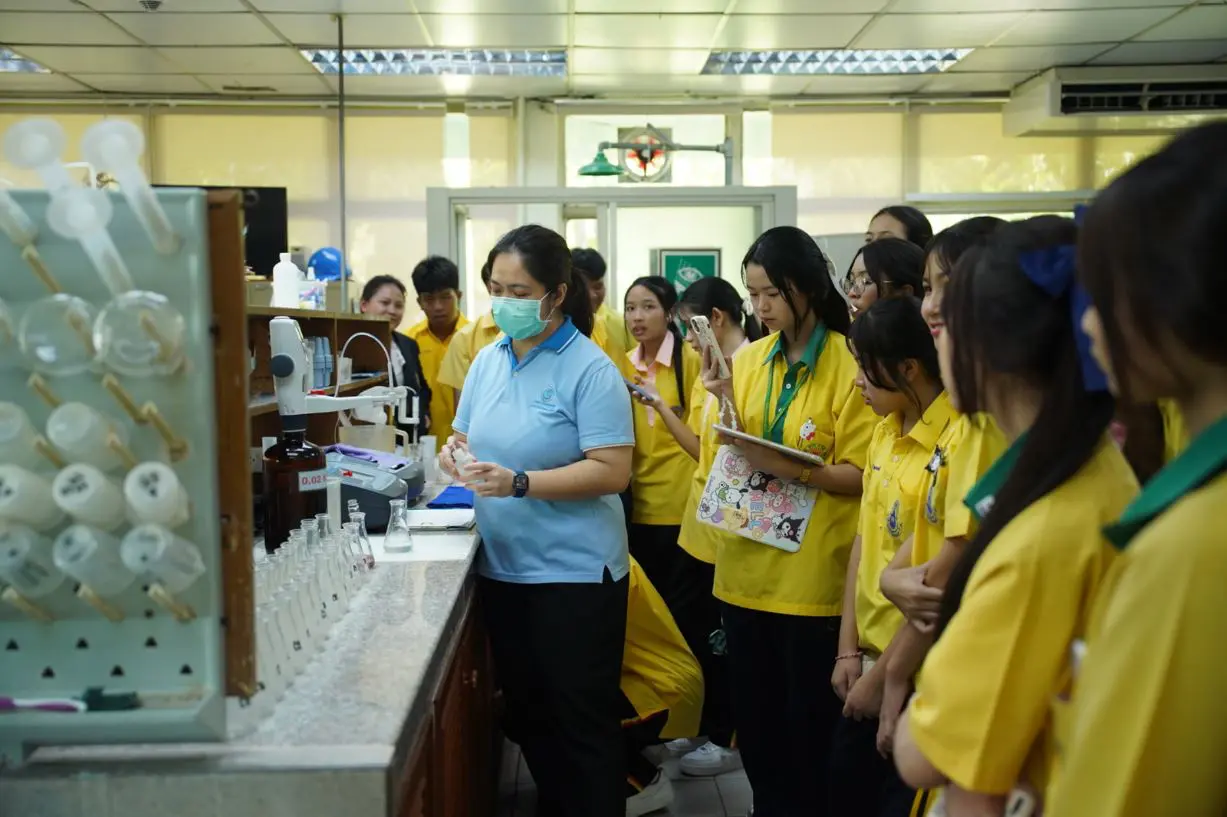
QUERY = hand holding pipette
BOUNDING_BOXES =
[82,120,180,255]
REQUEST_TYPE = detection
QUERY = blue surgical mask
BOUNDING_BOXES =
[491,294,554,340]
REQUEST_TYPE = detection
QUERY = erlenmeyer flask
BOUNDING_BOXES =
[384,499,413,554]
[348,510,375,569]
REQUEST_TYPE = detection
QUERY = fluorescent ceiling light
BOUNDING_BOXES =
[703,49,973,76]
[301,49,566,77]
[0,48,50,74]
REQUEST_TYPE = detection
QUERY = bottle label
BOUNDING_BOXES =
[298,469,329,493]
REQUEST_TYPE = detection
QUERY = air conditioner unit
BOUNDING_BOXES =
[1003,65,1227,137]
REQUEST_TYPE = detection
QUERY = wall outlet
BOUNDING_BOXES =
[249,447,265,473]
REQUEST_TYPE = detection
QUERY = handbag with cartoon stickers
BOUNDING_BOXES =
[695,394,819,553]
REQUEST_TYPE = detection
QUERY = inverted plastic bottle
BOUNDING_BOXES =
[2,119,75,192]
[123,462,191,528]
[81,120,180,255]
[52,524,135,597]
[120,524,206,594]
[45,186,133,296]
[0,465,65,531]
[0,402,41,469]
[46,402,130,472]
[52,463,126,531]
[0,525,65,599]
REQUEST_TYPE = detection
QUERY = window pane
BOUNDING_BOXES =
[917,113,1080,193]
[772,112,903,199]
[0,113,145,190]
[344,115,445,201]
[1094,134,1169,187]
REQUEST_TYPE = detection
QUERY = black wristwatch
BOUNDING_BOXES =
[512,471,530,498]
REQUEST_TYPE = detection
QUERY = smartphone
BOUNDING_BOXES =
[689,315,731,379]
[623,376,650,400]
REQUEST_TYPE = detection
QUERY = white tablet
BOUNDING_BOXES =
[713,424,827,466]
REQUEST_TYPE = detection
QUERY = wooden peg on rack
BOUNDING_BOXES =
[77,584,124,622]
[65,310,95,358]
[106,433,138,470]
[138,311,182,371]
[141,403,188,461]
[101,374,146,424]
[27,374,61,408]
[147,583,195,623]
[1,587,53,622]
[32,435,66,469]
[20,246,63,294]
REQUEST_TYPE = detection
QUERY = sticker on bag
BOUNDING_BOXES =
[696,444,818,553]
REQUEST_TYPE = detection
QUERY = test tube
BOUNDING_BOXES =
[0,465,65,531]
[0,187,36,247]
[123,462,190,528]
[17,294,99,378]
[81,120,180,255]
[52,524,135,597]
[0,525,65,599]
[52,464,127,531]
[2,119,75,192]
[46,402,130,472]
[120,524,206,594]
[45,187,133,297]
[0,402,40,469]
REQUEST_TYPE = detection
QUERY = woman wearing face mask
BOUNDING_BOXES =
[866,205,934,248]
[704,226,878,817]
[359,274,432,435]
[438,225,634,817]
[829,297,949,817]
[844,238,926,316]
[644,277,760,777]
[622,276,702,597]
[1047,121,1227,817]
[892,217,1139,816]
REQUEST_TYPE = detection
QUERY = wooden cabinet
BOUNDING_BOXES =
[393,593,500,817]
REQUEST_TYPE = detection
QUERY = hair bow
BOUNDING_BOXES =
[1018,244,1109,393]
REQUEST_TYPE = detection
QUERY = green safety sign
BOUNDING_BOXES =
[657,249,721,296]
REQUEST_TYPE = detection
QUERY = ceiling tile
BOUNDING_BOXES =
[715,14,872,50]
[571,47,710,75]
[265,13,431,47]
[855,12,1024,49]
[1136,5,1227,42]
[891,0,1186,10]
[952,44,1109,73]
[1091,40,1227,65]
[995,8,1176,47]
[0,72,92,93]
[0,0,93,9]
[568,73,810,96]
[1,11,139,44]
[106,12,283,46]
[422,14,568,48]
[12,45,184,73]
[84,0,248,9]
[724,0,889,11]
[575,0,728,10]
[918,71,1032,93]
[802,74,932,94]
[412,0,567,10]
[72,74,214,94]
[196,73,336,94]
[573,14,722,49]
[154,46,312,74]
[247,0,422,10]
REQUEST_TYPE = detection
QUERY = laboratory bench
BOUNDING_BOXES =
[0,528,503,817]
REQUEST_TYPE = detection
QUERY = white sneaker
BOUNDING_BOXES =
[665,736,701,756]
[626,770,674,817]
[679,741,743,777]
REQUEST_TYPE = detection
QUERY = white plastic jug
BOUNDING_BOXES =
[271,252,303,309]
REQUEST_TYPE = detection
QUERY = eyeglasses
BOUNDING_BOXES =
[846,277,892,297]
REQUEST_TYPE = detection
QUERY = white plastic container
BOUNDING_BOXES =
[123,462,190,528]
[271,252,303,310]
[0,402,40,469]
[52,464,126,531]
[0,525,64,598]
[46,402,129,472]
[0,465,65,530]
[120,524,206,594]
[52,524,135,597]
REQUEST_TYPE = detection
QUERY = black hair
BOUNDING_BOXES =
[625,275,686,411]
[925,217,1007,280]
[847,296,940,414]
[677,277,763,342]
[1116,402,1166,484]
[871,205,934,248]
[845,237,926,300]
[1078,120,1227,403]
[937,216,1115,634]
[410,255,459,295]
[742,226,850,339]
[570,248,607,282]
[487,224,593,337]
[360,274,406,303]
[480,260,492,288]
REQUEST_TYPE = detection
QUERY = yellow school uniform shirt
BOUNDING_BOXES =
[1047,414,1227,817]
[405,314,468,439]
[622,557,704,740]
[436,311,501,392]
[713,327,877,617]
[594,303,633,363]
[907,436,1138,796]
[856,393,957,656]
[1158,397,1189,463]
[628,335,702,526]
[910,412,1008,566]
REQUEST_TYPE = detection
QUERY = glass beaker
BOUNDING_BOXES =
[93,291,186,377]
[384,499,413,554]
[17,294,98,377]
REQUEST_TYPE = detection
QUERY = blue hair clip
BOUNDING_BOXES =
[1018,244,1109,393]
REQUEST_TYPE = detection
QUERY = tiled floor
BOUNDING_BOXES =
[495,742,751,817]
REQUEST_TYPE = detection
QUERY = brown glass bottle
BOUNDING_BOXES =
[262,428,327,554]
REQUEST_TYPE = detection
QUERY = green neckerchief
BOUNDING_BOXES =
[1104,412,1227,549]
[762,324,828,444]
[963,430,1028,523]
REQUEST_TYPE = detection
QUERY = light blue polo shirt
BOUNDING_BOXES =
[453,317,634,584]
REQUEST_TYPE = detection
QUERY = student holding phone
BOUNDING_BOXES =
[703,227,877,817]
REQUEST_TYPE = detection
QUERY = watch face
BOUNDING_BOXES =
[513,473,529,495]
